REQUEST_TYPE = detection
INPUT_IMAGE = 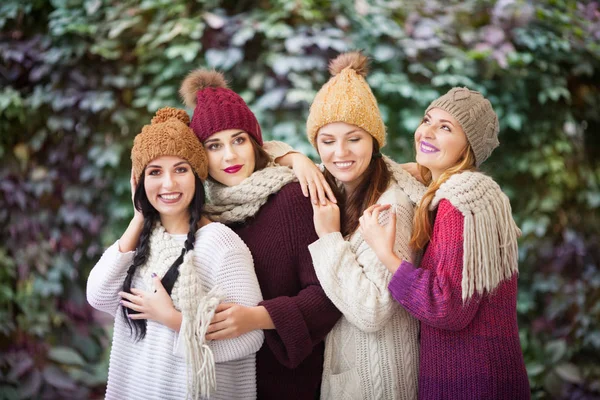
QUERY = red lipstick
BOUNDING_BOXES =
[224,165,243,174]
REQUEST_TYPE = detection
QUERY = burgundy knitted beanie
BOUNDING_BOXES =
[179,69,263,146]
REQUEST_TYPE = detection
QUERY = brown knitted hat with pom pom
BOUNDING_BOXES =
[179,69,262,145]
[306,51,386,148]
[131,107,208,180]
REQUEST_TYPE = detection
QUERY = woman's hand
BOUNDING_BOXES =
[206,304,269,340]
[312,199,341,238]
[278,152,337,205]
[359,204,402,273]
[119,274,182,331]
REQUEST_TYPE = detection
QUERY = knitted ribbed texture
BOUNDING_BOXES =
[388,200,530,399]
[224,182,342,399]
[179,69,263,145]
[86,223,264,400]
[262,140,298,161]
[383,155,427,205]
[306,51,386,148]
[429,171,521,301]
[426,87,499,167]
[309,185,419,400]
[204,165,296,223]
[131,107,208,180]
[143,224,222,399]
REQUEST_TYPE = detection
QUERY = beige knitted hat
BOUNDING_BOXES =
[131,107,208,180]
[426,87,499,166]
[306,51,386,148]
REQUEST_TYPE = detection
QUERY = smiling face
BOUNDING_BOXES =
[316,122,374,194]
[144,155,195,221]
[203,129,256,187]
[415,108,469,180]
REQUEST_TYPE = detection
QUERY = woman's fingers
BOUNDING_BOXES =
[128,312,149,320]
[314,178,327,206]
[307,180,318,205]
[206,328,234,341]
[207,320,228,334]
[119,291,141,303]
[121,299,142,312]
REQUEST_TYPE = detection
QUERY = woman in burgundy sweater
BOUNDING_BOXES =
[179,69,341,399]
[361,87,530,399]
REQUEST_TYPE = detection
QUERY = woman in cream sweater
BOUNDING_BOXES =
[304,51,423,400]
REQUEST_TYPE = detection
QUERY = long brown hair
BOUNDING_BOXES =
[323,139,391,237]
[409,145,476,250]
[249,136,271,172]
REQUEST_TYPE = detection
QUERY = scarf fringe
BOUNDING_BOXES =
[431,172,521,302]
[183,276,224,400]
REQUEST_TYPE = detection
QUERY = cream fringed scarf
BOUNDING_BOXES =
[429,171,521,302]
[141,224,224,399]
[204,165,297,223]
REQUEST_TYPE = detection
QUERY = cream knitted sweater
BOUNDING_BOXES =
[87,222,264,400]
[308,184,419,400]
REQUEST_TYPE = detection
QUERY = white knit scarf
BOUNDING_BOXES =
[429,171,521,302]
[204,165,297,224]
[140,224,224,399]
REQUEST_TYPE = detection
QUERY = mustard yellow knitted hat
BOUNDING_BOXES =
[131,107,208,180]
[306,51,386,148]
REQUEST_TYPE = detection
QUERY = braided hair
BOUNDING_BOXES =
[121,172,205,341]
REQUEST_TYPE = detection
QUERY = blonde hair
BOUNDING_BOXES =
[410,145,477,250]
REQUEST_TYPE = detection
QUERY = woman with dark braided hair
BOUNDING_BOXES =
[86,107,263,400]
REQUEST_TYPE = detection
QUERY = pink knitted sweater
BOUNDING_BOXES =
[388,199,530,399]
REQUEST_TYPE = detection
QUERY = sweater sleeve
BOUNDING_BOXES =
[308,189,414,332]
[86,241,134,317]
[388,200,481,331]
[207,247,265,363]
[262,140,296,161]
[259,186,341,369]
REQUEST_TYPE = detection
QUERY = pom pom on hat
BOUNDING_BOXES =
[179,70,228,108]
[306,51,386,148]
[328,51,369,77]
[151,107,190,125]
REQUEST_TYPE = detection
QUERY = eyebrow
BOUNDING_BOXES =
[318,129,361,137]
[204,131,246,144]
[146,161,190,169]
[425,113,455,127]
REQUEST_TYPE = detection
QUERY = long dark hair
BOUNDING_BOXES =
[121,171,205,341]
[250,136,271,172]
[323,139,391,237]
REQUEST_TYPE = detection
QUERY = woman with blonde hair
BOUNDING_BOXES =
[361,87,530,399]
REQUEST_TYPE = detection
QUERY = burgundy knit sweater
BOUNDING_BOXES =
[388,200,530,400]
[230,182,341,400]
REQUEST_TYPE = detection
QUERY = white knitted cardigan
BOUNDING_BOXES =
[143,224,223,399]
[428,171,521,302]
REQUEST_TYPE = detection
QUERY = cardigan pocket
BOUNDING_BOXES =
[328,368,362,400]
